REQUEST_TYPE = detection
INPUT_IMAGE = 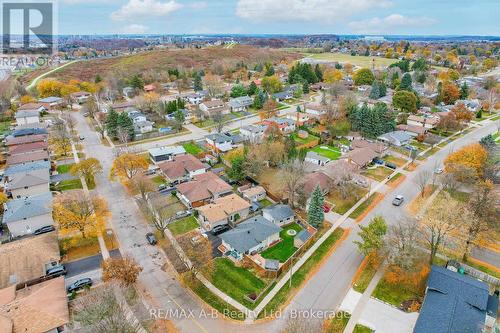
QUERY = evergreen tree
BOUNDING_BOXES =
[284,136,297,160]
[378,81,387,97]
[314,64,323,82]
[264,63,275,76]
[247,81,258,96]
[117,112,135,139]
[460,82,469,99]
[230,84,247,98]
[227,156,246,181]
[129,75,144,90]
[302,82,310,94]
[105,108,119,139]
[354,216,387,256]
[193,74,203,91]
[253,90,265,109]
[94,74,102,84]
[369,81,381,99]
[173,109,185,130]
[308,185,324,228]
[399,73,413,91]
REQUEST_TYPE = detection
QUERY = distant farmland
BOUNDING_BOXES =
[306,52,398,69]
[26,46,301,83]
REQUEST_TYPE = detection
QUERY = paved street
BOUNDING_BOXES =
[74,106,498,333]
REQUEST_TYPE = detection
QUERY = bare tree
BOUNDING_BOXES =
[414,170,432,197]
[84,96,99,119]
[62,113,77,134]
[116,127,130,146]
[96,112,107,138]
[52,120,72,156]
[327,82,346,100]
[211,110,225,133]
[129,174,156,201]
[147,194,177,238]
[385,218,422,271]
[281,159,306,209]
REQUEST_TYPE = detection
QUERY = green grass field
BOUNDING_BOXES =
[261,223,303,263]
[168,216,199,236]
[290,132,319,145]
[183,142,204,155]
[309,145,342,160]
[308,52,398,69]
[0,120,12,136]
[51,178,83,191]
[56,164,74,174]
[210,258,267,309]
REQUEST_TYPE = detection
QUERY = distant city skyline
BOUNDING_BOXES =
[54,0,498,36]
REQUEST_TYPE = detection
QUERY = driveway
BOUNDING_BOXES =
[65,249,121,278]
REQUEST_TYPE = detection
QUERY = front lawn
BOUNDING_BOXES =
[259,198,274,208]
[290,132,319,145]
[326,186,368,215]
[210,258,267,309]
[183,142,204,155]
[384,155,407,167]
[353,261,378,293]
[261,223,303,263]
[0,120,12,135]
[151,175,166,185]
[51,178,83,191]
[309,145,342,160]
[56,164,74,174]
[168,216,199,236]
[362,167,393,182]
[372,273,421,308]
[354,324,373,333]
[59,233,118,262]
[324,311,351,333]
[349,193,381,219]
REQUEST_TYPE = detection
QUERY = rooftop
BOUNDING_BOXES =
[158,154,205,179]
[263,204,294,221]
[148,145,186,157]
[3,192,53,224]
[197,193,250,224]
[177,172,232,203]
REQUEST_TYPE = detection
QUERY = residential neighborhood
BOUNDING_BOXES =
[0,3,498,333]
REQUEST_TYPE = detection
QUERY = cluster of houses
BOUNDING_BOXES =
[148,145,303,267]
[0,100,69,332]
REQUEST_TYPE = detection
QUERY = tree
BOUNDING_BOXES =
[105,108,119,139]
[193,73,203,91]
[252,89,266,109]
[230,84,247,98]
[205,73,224,97]
[117,112,134,141]
[110,153,149,182]
[178,233,213,274]
[414,170,432,197]
[349,102,396,138]
[440,81,460,104]
[399,73,413,91]
[53,190,109,239]
[129,74,144,90]
[459,82,469,99]
[444,143,488,180]
[392,90,417,113]
[128,174,155,201]
[450,103,473,123]
[261,75,283,94]
[354,216,387,256]
[420,193,462,264]
[353,68,375,86]
[261,99,278,119]
[307,185,324,228]
[83,96,99,119]
[385,219,421,271]
[227,156,246,182]
[281,159,305,209]
[211,110,225,133]
[323,68,343,83]
[70,158,102,187]
[479,134,496,150]
[173,109,185,130]
[0,192,9,205]
[369,81,380,99]
[51,120,72,157]
[247,81,258,96]
[102,256,142,286]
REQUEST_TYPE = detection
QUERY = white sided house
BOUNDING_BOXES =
[2,192,53,237]
[148,146,186,164]
[15,110,40,126]
[262,204,295,227]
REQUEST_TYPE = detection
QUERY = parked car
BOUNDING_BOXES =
[373,157,384,165]
[323,203,331,213]
[46,265,67,277]
[79,135,85,141]
[67,278,93,293]
[146,232,157,245]
[211,224,230,235]
[175,210,191,219]
[385,162,397,169]
[158,183,168,191]
[434,168,444,174]
[34,225,55,235]
[392,195,405,206]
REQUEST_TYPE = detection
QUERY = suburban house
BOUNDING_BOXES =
[273,90,293,101]
[0,277,69,333]
[158,154,206,183]
[378,131,414,147]
[4,160,51,179]
[5,134,48,149]
[8,141,48,156]
[18,103,47,113]
[262,204,295,227]
[414,265,499,333]
[229,96,253,112]
[219,216,282,259]
[70,91,91,104]
[11,127,48,137]
[109,101,135,113]
[286,112,311,126]
[5,168,50,199]
[305,151,331,166]
[144,84,156,92]
[305,103,329,117]
[39,96,64,109]
[303,172,333,197]
[263,117,296,134]
[176,172,232,208]
[0,232,59,288]
[199,100,229,116]
[205,133,234,153]
[128,110,154,134]
[2,192,53,237]
[239,185,266,202]
[197,193,251,231]
[396,124,427,136]
[455,99,481,113]
[344,147,378,168]
[240,124,267,143]
[148,146,186,164]
[407,115,440,129]
[6,151,49,166]
[15,110,40,126]
[185,91,207,105]
[351,138,387,155]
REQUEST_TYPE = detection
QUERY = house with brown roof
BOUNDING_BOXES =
[0,232,59,288]
[176,172,232,208]
[407,114,440,129]
[396,124,427,136]
[303,172,333,197]
[197,194,251,230]
[0,277,69,333]
[70,91,91,104]
[199,100,229,116]
[344,147,378,168]
[18,103,47,113]
[6,151,49,166]
[8,141,48,156]
[240,185,266,202]
[158,154,206,183]
[351,138,387,155]
[5,134,48,148]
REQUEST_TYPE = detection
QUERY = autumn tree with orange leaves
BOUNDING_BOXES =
[109,153,149,182]
[444,143,488,181]
[451,103,473,123]
[102,256,143,286]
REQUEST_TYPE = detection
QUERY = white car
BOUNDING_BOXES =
[434,168,444,174]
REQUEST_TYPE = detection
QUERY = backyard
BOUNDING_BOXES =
[309,145,342,160]
[362,167,393,182]
[261,223,303,263]
[182,142,204,156]
[257,167,285,199]
[290,132,319,145]
[51,178,84,191]
[209,258,267,309]
[168,216,199,236]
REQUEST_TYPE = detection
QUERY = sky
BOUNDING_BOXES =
[55,0,499,35]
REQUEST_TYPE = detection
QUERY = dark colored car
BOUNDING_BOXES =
[392,195,405,206]
[34,225,55,235]
[212,224,230,235]
[67,278,93,293]
[46,265,67,277]
[385,162,397,169]
[373,157,384,165]
[146,232,157,245]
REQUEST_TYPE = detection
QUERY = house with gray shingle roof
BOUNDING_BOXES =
[414,265,498,333]
[229,96,253,112]
[262,204,295,227]
[5,168,50,199]
[377,130,413,147]
[4,161,51,177]
[2,192,53,237]
[220,216,282,259]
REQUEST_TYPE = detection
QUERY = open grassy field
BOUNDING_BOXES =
[309,145,342,160]
[261,223,303,263]
[308,52,398,69]
[28,46,301,83]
